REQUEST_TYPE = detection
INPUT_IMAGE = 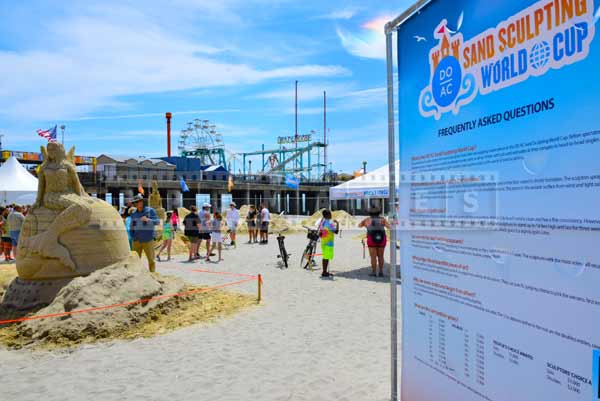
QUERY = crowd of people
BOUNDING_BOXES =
[116,195,275,269]
[3,197,392,280]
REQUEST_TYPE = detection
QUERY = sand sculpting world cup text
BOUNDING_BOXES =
[17,143,131,280]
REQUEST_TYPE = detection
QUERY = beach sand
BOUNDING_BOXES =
[0,233,401,401]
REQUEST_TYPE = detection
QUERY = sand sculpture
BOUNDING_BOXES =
[17,143,131,280]
[148,180,166,221]
[2,143,133,309]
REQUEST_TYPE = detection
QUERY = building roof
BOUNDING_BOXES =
[97,154,175,167]
[203,165,227,172]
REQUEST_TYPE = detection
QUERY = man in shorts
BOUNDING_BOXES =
[226,202,240,247]
[198,203,212,261]
[183,205,200,262]
[259,203,270,244]
[7,205,25,259]
[129,195,160,272]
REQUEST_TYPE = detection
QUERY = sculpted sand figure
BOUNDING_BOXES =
[21,143,92,270]
[17,143,130,281]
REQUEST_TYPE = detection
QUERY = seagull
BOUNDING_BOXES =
[414,35,427,42]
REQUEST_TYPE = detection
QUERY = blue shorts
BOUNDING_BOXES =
[9,230,20,246]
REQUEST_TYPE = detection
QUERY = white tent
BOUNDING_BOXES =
[0,157,39,206]
[329,161,400,200]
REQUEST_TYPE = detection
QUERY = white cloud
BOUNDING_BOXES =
[336,27,386,60]
[315,7,362,20]
[0,6,350,122]
[69,109,241,121]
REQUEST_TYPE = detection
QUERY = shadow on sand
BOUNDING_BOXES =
[332,264,401,284]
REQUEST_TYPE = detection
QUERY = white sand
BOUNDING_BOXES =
[0,233,401,401]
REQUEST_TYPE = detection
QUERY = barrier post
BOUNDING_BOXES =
[257,274,262,304]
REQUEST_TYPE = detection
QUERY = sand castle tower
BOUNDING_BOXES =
[148,180,166,221]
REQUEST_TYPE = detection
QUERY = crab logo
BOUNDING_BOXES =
[419,20,477,120]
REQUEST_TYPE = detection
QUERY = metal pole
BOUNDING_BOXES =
[60,125,66,145]
[385,26,399,401]
[295,80,300,215]
[166,112,172,157]
[324,91,327,180]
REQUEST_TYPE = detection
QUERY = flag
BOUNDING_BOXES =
[138,179,145,196]
[37,125,57,142]
[180,176,190,192]
[227,175,234,192]
[285,174,299,189]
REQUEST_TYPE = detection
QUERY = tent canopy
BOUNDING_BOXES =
[329,161,399,200]
[0,157,38,206]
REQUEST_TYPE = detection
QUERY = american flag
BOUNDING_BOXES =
[37,125,57,142]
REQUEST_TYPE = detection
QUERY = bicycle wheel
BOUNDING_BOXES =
[300,243,315,270]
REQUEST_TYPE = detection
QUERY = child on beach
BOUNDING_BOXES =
[157,211,174,262]
[210,213,224,261]
[318,209,339,278]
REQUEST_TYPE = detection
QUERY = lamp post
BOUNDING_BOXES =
[60,125,66,145]
[362,160,367,175]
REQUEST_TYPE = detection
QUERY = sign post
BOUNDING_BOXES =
[385,23,399,401]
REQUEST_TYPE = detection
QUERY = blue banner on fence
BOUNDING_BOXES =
[285,174,299,189]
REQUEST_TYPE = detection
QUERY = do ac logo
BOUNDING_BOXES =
[432,56,462,107]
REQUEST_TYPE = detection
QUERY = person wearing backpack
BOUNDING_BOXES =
[358,207,391,277]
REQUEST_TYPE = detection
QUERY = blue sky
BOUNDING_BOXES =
[0,0,413,172]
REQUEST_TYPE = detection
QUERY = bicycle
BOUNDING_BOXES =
[300,225,320,271]
[276,229,290,268]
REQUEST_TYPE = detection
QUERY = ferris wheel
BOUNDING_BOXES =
[177,118,227,167]
[178,119,223,153]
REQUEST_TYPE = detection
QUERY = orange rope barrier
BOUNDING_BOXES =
[0,276,258,326]
[190,269,257,278]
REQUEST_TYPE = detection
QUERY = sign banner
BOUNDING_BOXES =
[397,1,600,400]
[285,174,300,189]
[220,194,233,212]
[277,134,311,144]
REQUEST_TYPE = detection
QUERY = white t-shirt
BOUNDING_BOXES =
[227,208,240,224]
[261,208,270,222]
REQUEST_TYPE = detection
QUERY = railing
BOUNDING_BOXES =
[84,172,341,188]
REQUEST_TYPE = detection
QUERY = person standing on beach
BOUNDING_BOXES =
[170,208,179,232]
[183,206,200,262]
[0,207,13,261]
[7,205,25,259]
[198,203,212,261]
[129,194,160,272]
[259,203,270,244]
[210,212,224,261]
[358,207,391,277]
[156,211,174,262]
[226,202,240,247]
[318,209,339,278]
[246,205,258,243]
